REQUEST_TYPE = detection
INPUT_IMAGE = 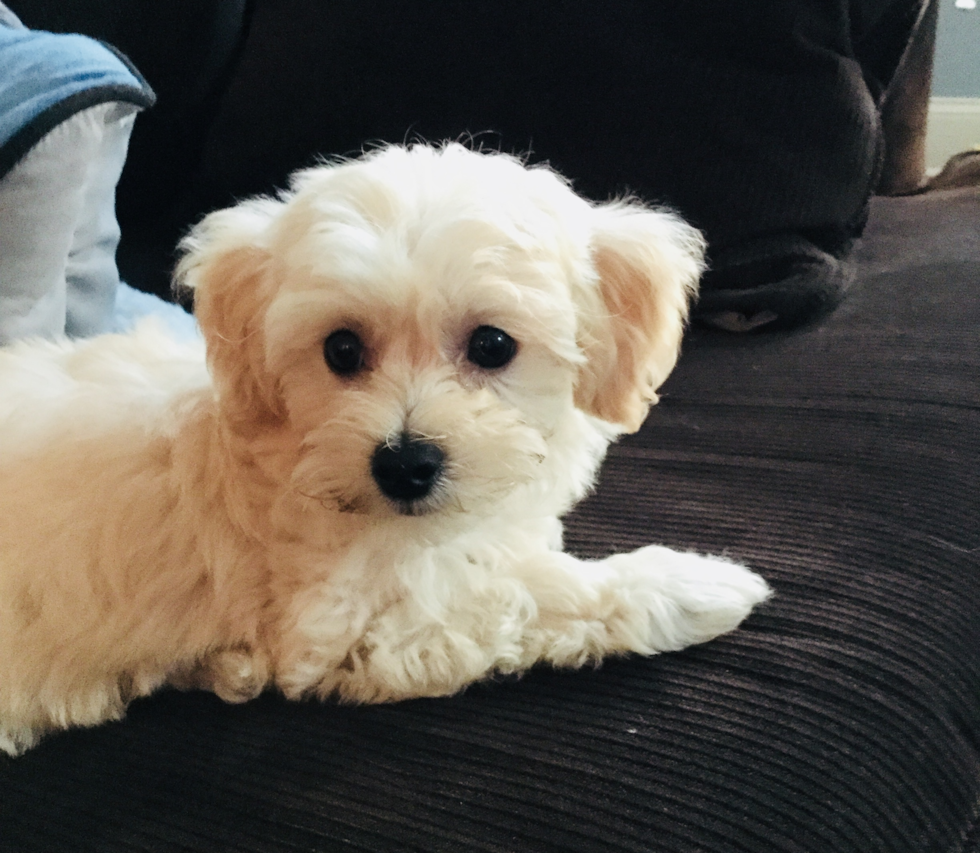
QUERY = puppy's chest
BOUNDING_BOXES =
[267,513,558,610]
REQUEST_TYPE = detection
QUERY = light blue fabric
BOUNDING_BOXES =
[111,283,201,342]
[0,12,154,345]
[0,26,147,151]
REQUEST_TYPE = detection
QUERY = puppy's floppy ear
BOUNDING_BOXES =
[574,202,705,433]
[175,198,286,425]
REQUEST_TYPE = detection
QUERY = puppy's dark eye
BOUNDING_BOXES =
[467,325,517,370]
[324,329,365,376]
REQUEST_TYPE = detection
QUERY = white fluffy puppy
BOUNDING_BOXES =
[0,143,769,756]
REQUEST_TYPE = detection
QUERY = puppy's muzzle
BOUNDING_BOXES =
[371,433,445,505]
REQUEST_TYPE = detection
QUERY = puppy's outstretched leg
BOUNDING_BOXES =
[511,546,771,670]
[276,546,769,706]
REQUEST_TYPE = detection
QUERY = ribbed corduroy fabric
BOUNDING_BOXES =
[1,191,978,852]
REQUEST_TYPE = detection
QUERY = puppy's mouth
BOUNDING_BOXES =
[389,497,442,517]
[332,492,445,517]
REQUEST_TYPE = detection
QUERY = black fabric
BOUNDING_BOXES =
[1,190,977,853]
[694,233,856,331]
[191,1,919,256]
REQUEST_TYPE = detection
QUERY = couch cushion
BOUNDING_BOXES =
[1,190,977,853]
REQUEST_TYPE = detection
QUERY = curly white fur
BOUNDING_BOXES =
[0,143,770,755]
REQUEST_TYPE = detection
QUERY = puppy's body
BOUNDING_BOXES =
[0,144,769,755]
[0,329,267,753]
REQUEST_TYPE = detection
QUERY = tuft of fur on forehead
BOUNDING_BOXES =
[263,146,596,371]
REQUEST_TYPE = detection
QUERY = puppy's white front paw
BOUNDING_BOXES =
[603,546,771,653]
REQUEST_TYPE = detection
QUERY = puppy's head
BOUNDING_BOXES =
[176,144,703,521]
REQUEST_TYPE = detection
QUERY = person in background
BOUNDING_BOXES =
[2,1,938,336]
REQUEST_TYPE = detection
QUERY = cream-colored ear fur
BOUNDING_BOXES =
[575,203,705,433]
[175,199,286,426]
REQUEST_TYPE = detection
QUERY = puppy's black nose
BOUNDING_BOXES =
[371,434,445,503]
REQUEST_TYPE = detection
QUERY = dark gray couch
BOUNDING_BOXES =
[2,3,978,851]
